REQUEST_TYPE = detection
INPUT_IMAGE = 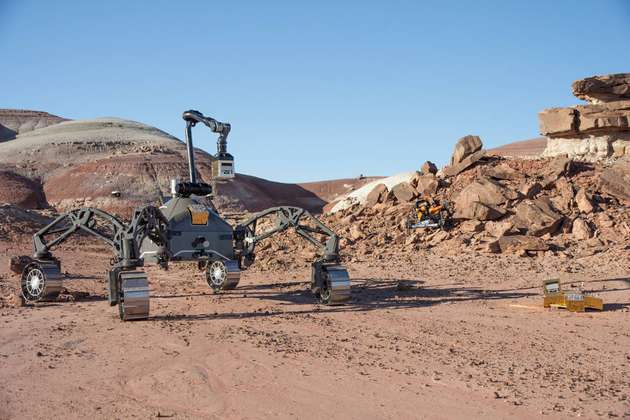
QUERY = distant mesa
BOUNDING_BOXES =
[0,109,67,141]
[488,137,548,158]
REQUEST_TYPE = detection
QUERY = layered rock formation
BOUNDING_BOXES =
[540,73,630,159]
[0,109,67,141]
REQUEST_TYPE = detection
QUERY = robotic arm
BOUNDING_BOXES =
[182,110,232,184]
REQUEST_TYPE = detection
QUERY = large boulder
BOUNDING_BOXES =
[455,177,517,206]
[456,201,505,221]
[366,183,389,207]
[494,235,549,254]
[453,177,516,220]
[572,73,630,103]
[391,182,416,202]
[451,135,483,165]
[415,175,439,197]
[443,150,486,177]
[421,161,438,175]
[513,197,563,236]
[599,159,630,202]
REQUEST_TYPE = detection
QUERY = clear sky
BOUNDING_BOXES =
[1,1,629,183]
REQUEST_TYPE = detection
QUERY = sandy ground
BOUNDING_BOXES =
[0,238,629,419]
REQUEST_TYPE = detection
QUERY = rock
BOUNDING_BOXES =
[455,201,505,221]
[572,218,593,240]
[454,177,517,208]
[519,182,542,199]
[485,164,523,181]
[496,235,549,253]
[600,159,630,202]
[391,182,417,203]
[575,188,594,213]
[443,150,485,177]
[349,224,364,240]
[485,219,515,238]
[540,101,630,138]
[595,213,614,228]
[561,217,574,234]
[539,107,578,137]
[548,157,574,181]
[453,177,516,221]
[366,184,388,207]
[429,230,450,245]
[460,220,484,233]
[513,198,563,236]
[485,240,501,253]
[552,177,574,212]
[572,73,630,103]
[421,161,438,175]
[451,135,483,165]
[415,175,439,197]
[404,232,421,246]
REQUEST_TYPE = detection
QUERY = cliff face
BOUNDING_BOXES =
[539,74,630,160]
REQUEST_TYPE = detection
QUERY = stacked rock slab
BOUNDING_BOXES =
[540,73,630,159]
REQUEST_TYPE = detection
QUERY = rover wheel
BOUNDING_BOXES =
[118,271,149,321]
[206,260,240,292]
[20,262,63,302]
[319,265,351,305]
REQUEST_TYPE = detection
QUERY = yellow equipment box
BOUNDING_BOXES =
[542,279,603,312]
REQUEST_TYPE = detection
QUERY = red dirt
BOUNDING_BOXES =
[0,228,628,419]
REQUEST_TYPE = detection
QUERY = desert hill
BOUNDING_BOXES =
[488,137,547,158]
[0,110,375,214]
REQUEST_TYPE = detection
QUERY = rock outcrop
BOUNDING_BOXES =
[572,73,630,103]
[540,74,630,159]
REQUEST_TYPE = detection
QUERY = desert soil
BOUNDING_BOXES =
[0,237,628,419]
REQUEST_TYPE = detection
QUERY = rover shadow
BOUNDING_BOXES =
[149,277,539,322]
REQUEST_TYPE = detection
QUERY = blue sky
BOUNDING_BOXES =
[1,1,629,182]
